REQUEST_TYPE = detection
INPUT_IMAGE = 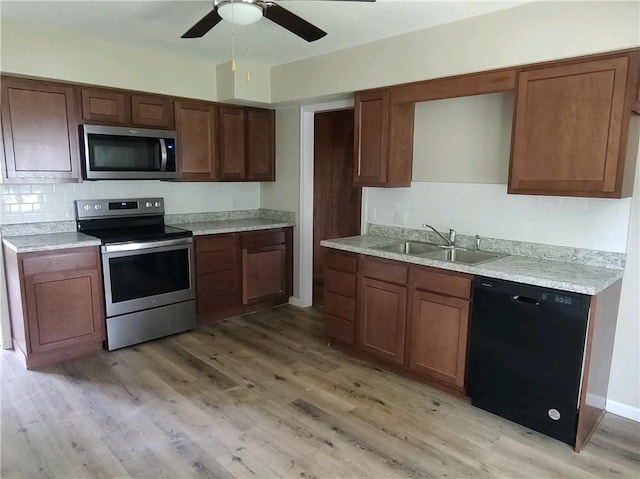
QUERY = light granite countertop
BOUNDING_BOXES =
[320,235,624,295]
[179,218,294,236]
[2,219,294,253]
[2,232,101,253]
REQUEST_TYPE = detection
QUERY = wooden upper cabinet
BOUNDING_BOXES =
[218,105,247,181]
[131,94,174,129]
[81,88,130,124]
[354,89,389,186]
[80,88,174,129]
[354,88,413,187]
[246,108,275,181]
[1,77,81,181]
[175,100,218,181]
[509,54,639,198]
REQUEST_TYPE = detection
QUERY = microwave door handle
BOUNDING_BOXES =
[159,138,168,171]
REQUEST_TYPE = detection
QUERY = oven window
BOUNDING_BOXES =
[109,248,190,303]
[88,134,162,171]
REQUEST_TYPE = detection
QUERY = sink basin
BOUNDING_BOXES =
[422,248,506,265]
[374,241,444,255]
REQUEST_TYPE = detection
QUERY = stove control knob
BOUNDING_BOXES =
[94,204,102,210]
[145,202,152,208]
[83,205,91,211]
[154,201,161,208]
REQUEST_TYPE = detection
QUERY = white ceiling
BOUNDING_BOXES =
[1,0,528,66]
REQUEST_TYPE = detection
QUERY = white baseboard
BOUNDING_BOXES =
[288,297,310,308]
[606,399,640,422]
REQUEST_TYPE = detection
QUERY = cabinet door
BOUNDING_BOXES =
[242,244,287,306]
[509,57,629,197]
[81,88,130,124]
[358,277,407,365]
[354,89,389,186]
[218,105,246,180]
[246,108,275,181]
[175,101,217,181]
[24,267,105,354]
[131,94,174,129]
[1,77,81,181]
[408,290,469,389]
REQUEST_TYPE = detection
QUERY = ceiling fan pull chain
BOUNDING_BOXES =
[245,25,251,81]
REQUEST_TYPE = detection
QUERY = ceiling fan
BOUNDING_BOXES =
[181,0,376,42]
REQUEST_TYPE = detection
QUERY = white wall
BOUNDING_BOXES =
[608,141,640,420]
[261,106,301,298]
[271,1,640,103]
[1,21,218,101]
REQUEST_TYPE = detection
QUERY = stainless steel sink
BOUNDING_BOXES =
[374,241,444,255]
[421,248,506,265]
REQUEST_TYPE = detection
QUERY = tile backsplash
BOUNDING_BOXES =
[0,181,261,225]
[365,182,633,253]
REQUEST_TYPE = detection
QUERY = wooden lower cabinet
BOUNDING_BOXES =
[322,250,473,394]
[408,290,470,389]
[322,248,358,344]
[195,228,292,320]
[195,233,242,321]
[3,246,105,368]
[358,277,407,365]
[242,228,292,312]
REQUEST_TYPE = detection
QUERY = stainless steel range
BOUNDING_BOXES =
[76,197,196,351]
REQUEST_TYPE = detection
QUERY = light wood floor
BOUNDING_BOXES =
[2,305,639,478]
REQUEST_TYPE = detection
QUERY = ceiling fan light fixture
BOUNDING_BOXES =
[218,1,263,26]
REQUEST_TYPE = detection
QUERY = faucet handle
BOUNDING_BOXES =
[448,228,456,245]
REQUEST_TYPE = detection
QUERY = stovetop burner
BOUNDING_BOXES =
[75,197,192,245]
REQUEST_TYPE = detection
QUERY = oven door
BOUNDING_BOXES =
[102,237,195,318]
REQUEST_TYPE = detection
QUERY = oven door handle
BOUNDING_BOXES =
[102,236,192,253]
[159,138,168,171]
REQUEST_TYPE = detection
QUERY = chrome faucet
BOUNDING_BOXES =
[422,223,456,248]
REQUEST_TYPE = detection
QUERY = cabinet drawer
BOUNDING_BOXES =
[242,229,285,249]
[197,250,235,274]
[324,249,357,274]
[325,269,356,297]
[412,266,471,299]
[197,270,238,294]
[22,248,99,276]
[360,256,408,285]
[323,314,356,345]
[196,234,235,253]
[325,291,356,322]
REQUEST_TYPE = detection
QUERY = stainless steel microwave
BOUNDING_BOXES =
[81,125,177,180]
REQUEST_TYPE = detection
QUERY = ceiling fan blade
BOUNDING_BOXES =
[264,4,327,42]
[181,9,223,38]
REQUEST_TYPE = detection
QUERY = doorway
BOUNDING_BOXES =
[312,109,361,306]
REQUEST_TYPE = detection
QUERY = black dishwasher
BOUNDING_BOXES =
[467,277,591,446]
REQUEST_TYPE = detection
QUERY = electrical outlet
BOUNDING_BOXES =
[368,207,377,221]
[393,209,407,226]
[231,195,238,209]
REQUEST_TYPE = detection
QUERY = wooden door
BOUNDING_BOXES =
[1,77,81,181]
[218,105,246,180]
[246,108,275,181]
[81,88,130,124]
[354,89,389,186]
[313,109,360,306]
[243,244,287,305]
[408,290,470,389]
[359,277,407,365]
[175,100,217,181]
[509,56,629,197]
[131,94,174,129]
